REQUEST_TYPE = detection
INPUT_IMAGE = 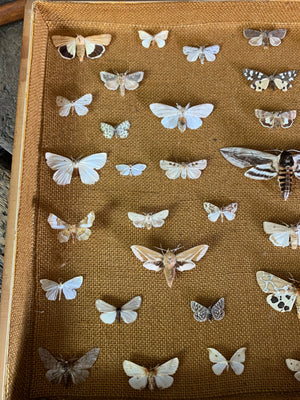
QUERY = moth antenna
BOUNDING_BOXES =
[288,272,299,285]
[288,149,300,153]
[154,245,166,253]
[172,244,183,252]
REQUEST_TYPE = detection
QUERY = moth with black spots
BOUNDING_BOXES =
[243,69,298,91]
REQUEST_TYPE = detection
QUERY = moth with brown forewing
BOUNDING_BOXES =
[38,347,100,386]
[220,147,300,200]
[243,69,298,91]
[52,34,112,62]
[131,245,208,288]
[255,110,297,129]
[263,221,300,249]
[100,71,144,96]
[243,29,287,48]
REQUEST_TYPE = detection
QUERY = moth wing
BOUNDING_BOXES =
[62,276,83,300]
[243,69,270,91]
[229,347,246,375]
[78,211,95,229]
[85,35,111,58]
[45,153,74,185]
[121,295,142,311]
[211,298,225,321]
[131,245,163,271]
[151,210,169,227]
[220,147,278,169]
[125,72,144,90]
[95,300,117,324]
[52,35,75,47]
[120,310,138,324]
[138,30,153,48]
[222,203,238,221]
[263,222,290,247]
[78,153,107,184]
[161,116,180,129]
[116,120,130,138]
[56,96,72,117]
[156,358,179,376]
[191,301,209,322]
[38,348,59,370]
[274,70,298,91]
[40,279,59,301]
[52,36,76,59]
[243,29,263,46]
[204,45,220,61]
[70,348,100,384]
[100,71,119,90]
[149,103,178,118]
[186,160,207,179]
[116,164,130,176]
[131,164,147,176]
[101,123,115,139]
[187,104,214,118]
[154,375,174,389]
[123,361,148,389]
[47,213,68,230]
[176,245,209,263]
[182,46,200,62]
[128,212,147,228]
[280,110,297,128]
[255,109,275,128]
[100,312,117,324]
[160,160,182,179]
[203,202,220,222]
[207,348,228,375]
[286,359,300,375]
[268,29,287,46]
[85,34,112,46]
[154,30,169,48]
[74,93,92,116]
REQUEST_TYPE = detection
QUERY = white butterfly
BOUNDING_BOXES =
[191,298,225,322]
[183,45,220,64]
[207,348,246,375]
[116,164,147,176]
[45,152,107,185]
[203,202,238,222]
[160,160,207,180]
[138,30,169,48]
[100,71,144,97]
[286,359,300,381]
[123,358,179,390]
[100,121,130,139]
[243,29,287,48]
[40,276,83,301]
[263,221,300,249]
[150,103,214,132]
[56,94,92,117]
[95,296,142,324]
[128,210,169,230]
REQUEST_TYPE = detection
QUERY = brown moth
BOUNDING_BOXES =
[52,34,112,62]
[38,347,100,386]
[255,110,297,129]
[243,29,287,48]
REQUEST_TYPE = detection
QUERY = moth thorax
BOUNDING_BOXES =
[116,307,121,323]
[147,370,156,390]
[279,151,294,167]
[145,215,152,230]
[207,307,213,322]
[163,251,176,270]
[70,225,77,244]
[262,32,269,49]
[119,74,126,97]
[273,116,281,129]
[76,41,85,62]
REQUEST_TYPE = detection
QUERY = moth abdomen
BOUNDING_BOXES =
[278,166,293,200]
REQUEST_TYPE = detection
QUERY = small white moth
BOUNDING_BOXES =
[243,29,287,48]
[100,71,144,96]
[95,296,142,324]
[123,358,179,390]
[116,164,147,176]
[255,109,296,129]
[150,103,214,132]
[138,30,169,48]
[100,121,130,139]
[286,359,300,381]
[203,203,238,222]
[56,94,92,117]
[191,298,225,322]
[183,45,220,64]
[128,210,169,229]
[40,276,83,301]
[207,348,247,375]
[160,160,207,180]
[263,221,300,249]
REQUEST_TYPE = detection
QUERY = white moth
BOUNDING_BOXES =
[100,121,130,139]
[286,359,300,381]
[243,29,287,48]
[207,348,247,375]
[40,276,83,301]
[56,94,92,117]
[95,296,142,324]
[243,69,298,91]
[128,210,169,229]
[100,71,144,96]
[191,298,225,322]
[263,221,300,249]
[45,152,107,185]
[183,45,220,64]
[203,202,238,222]
[160,160,207,180]
[150,103,214,132]
[138,30,169,48]
[116,164,147,176]
[123,358,179,390]
[255,109,296,129]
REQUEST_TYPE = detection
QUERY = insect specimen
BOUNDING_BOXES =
[263,221,300,249]
[243,69,298,91]
[207,348,246,375]
[95,296,142,324]
[128,210,169,229]
[40,276,83,301]
[116,164,147,176]
[255,109,297,129]
[183,45,220,63]
[286,359,300,381]
[191,298,225,322]
[100,121,130,139]
[160,160,207,180]
[56,94,92,116]
[243,29,287,48]
[203,203,238,222]
[138,30,169,48]
[100,71,144,96]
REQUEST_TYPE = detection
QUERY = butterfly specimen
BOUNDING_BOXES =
[52,34,112,61]
[243,29,287,48]
[48,211,95,243]
[40,276,83,301]
[254,109,296,129]
[100,121,130,139]
[263,221,300,249]
[243,69,298,91]
[38,347,100,386]
[100,71,144,96]
[138,30,169,48]
[191,298,225,322]
[160,160,207,180]
[286,359,300,381]
[149,103,214,132]
[128,210,169,229]
[203,203,238,222]
[183,44,220,64]
[207,348,246,375]
[220,147,300,200]
[256,271,300,318]
[116,164,147,176]
[123,358,179,390]
[95,296,142,324]
[131,245,208,288]
[56,94,92,117]
[45,153,107,185]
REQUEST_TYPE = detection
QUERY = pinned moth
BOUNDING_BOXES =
[207,348,246,376]
[101,121,130,139]
[286,358,300,381]
[243,29,287,48]
[160,160,207,180]
[100,71,144,96]
[255,109,297,129]
[45,152,107,185]
[40,276,83,301]
[95,296,142,324]
[243,69,298,91]
[123,358,179,390]
[38,347,100,386]
[138,30,169,48]
[256,270,300,319]
[150,103,214,132]
[191,298,225,322]
[116,164,147,176]
[56,94,92,117]
[52,34,112,62]
[48,211,95,243]
[263,221,300,249]
[131,244,208,288]
[220,147,300,200]
[128,210,169,229]
[183,45,220,64]
[203,202,238,222]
